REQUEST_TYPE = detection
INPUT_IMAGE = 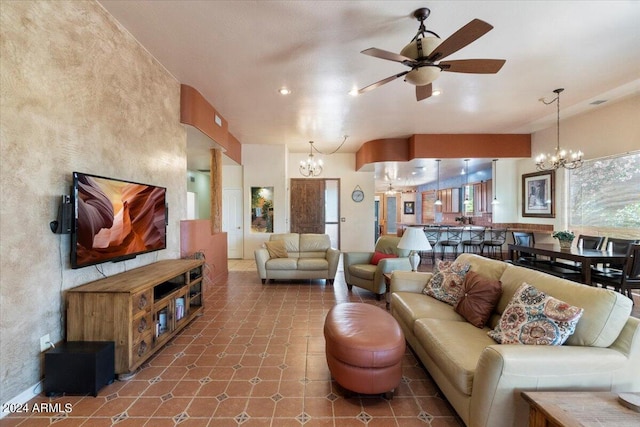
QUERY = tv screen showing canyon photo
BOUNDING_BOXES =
[72,172,166,268]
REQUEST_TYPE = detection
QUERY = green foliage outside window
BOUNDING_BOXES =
[569,152,640,229]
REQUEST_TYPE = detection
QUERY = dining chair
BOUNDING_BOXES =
[481,228,508,260]
[622,244,640,302]
[511,231,538,265]
[577,235,605,250]
[591,244,640,302]
[462,227,485,254]
[593,238,639,273]
[564,235,607,270]
[439,227,463,260]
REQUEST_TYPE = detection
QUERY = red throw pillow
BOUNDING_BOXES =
[370,251,398,265]
[454,271,503,328]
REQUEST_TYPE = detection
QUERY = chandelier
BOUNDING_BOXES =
[298,136,349,177]
[299,141,323,177]
[535,88,583,171]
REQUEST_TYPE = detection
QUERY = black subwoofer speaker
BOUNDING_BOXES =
[44,341,115,397]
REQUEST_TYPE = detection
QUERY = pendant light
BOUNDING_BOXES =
[385,183,396,195]
[298,136,349,177]
[463,159,471,206]
[434,159,442,206]
[535,88,583,171]
[491,159,499,205]
[299,141,322,177]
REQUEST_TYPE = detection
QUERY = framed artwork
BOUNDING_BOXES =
[404,201,415,215]
[251,187,274,232]
[522,171,555,218]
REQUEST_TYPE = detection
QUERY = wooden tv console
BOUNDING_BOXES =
[66,259,205,376]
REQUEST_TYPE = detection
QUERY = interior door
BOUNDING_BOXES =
[222,188,243,259]
[290,179,325,234]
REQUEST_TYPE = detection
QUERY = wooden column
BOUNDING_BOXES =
[210,149,222,234]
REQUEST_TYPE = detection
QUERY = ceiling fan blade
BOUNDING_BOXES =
[358,71,409,94]
[361,47,415,64]
[416,84,432,101]
[439,59,506,74]
[427,19,493,62]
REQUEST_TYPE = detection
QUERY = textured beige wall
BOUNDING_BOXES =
[0,0,186,403]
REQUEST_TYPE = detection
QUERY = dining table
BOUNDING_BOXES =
[508,243,628,286]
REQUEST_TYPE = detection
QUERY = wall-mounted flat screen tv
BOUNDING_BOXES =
[71,172,167,269]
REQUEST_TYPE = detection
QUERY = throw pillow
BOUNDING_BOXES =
[454,271,503,328]
[422,260,471,305]
[488,282,584,345]
[265,240,288,259]
[370,251,398,265]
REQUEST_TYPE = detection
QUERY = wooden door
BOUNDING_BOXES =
[290,179,325,234]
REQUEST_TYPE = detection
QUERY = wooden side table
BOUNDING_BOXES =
[522,391,640,427]
[383,273,392,310]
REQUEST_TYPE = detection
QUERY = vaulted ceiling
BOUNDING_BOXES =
[99,1,640,188]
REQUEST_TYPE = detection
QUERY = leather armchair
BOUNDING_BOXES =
[343,235,411,298]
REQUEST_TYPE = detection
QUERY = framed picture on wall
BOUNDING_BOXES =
[251,186,274,232]
[404,201,415,215]
[522,171,555,218]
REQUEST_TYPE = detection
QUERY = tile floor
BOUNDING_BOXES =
[1,260,463,427]
[4,258,637,427]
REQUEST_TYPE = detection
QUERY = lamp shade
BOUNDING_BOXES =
[398,227,432,251]
[404,66,441,86]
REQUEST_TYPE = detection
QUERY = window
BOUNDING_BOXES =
[569,151,640,232]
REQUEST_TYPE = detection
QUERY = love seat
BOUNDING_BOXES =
[254,233,340,284]
[390,253,640,427]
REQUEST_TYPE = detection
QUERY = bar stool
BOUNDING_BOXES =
[439,227,463,260]
[462,227,485,254]
[423,226,441,264]
[482,228,507,260]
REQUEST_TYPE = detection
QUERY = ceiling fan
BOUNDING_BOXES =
[358,7,506,101]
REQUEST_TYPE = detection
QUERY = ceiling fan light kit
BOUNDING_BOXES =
[404,66,441,86]
[358,7,505,101]
[400,37,442,63]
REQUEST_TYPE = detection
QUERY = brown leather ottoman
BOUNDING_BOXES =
[324,303,405,398]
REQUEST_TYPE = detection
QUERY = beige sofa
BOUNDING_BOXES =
[254,233,340,284]
[390,253,640,427]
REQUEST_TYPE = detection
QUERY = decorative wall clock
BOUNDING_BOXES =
[352,185,365,202]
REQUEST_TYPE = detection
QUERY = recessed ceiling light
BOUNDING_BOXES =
[432,89,442,96]
[348,89,359,96]
[279,88,291,95]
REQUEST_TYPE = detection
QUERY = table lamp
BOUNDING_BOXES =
[397,227,432,271]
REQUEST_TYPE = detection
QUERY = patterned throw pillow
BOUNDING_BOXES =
[422,260,471,305]
[488,283,584,345]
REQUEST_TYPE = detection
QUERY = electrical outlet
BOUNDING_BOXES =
[40,334,51,352]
